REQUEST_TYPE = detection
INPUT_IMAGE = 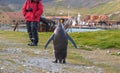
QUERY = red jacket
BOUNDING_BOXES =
[22,0,44,22]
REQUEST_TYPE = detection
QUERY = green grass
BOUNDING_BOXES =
[69,30,120,50]
[1,30,120,50]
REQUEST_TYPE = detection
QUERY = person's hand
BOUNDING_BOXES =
[26,8,32,12]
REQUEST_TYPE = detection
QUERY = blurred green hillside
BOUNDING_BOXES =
[0,0,120,20]
[44,0,120,20]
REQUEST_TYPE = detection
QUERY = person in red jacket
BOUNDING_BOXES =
[22,0,44,46]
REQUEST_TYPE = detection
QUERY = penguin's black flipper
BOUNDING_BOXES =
[45,34,54,49]
[66,33,78,48]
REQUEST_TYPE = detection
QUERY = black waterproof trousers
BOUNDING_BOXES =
[26,21,39,45]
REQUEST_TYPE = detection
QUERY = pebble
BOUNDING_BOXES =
[106,50,111,53]
[117,52,120,55]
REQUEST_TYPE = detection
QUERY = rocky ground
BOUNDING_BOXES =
[0,47,102,73]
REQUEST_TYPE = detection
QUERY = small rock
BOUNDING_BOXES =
[117,52,120,55]
[98,68,103,73]
[34,51,40,55]
[0,66,5,70]
[106,50,111,53]
[23,64,27,67]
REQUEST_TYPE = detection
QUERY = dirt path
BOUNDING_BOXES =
[0,47,102,73]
